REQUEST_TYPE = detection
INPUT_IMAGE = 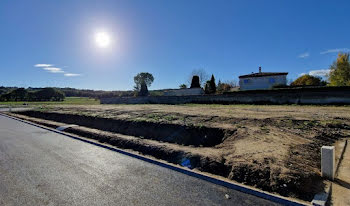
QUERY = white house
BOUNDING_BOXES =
[239,67,288,90]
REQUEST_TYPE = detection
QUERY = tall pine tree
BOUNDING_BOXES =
[209,74,216,93]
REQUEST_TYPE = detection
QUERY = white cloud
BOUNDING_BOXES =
[299,69,330,77]
[298,52,309,58]
[34,64,53,67]
[64,73,81,77]
[43,67,64,73]
[34,63,81,76]
[320,48,350,54]
[309,69,330,77]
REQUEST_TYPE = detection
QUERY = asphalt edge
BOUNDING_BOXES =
[0,112,309,206]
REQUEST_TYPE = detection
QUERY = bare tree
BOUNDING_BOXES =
[187,68,209,87]
[225,80,237,87]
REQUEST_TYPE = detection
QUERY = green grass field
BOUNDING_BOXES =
[0,97,100,106]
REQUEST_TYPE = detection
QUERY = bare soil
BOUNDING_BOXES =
[12,104,350,201]
[331,140,350,206]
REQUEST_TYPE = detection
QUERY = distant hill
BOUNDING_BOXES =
[0,86,175,99]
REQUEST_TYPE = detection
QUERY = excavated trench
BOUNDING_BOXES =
[15,111,234,147]
[10,111,332,201]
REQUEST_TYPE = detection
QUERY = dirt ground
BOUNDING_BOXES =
[331,140,350,206]
[13,104,350,201]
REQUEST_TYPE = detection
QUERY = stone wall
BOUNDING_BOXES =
[100,87,350,105]
[163,88,204,96]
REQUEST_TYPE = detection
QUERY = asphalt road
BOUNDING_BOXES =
[0,115,281,206]
[0,107,32,112]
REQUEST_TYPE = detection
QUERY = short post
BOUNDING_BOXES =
[321,146,335,180]
[9,106,12,112]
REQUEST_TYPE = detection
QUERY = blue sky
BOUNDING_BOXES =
[1,0,350,90]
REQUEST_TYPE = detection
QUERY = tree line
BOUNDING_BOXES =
[131,70,237,96]
[290,53,350,87]
[0,87,139,100]
[0,88,65,102]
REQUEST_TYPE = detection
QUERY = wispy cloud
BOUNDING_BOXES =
[298,52,310,58]
[42,67,64,73]
[309,69,330,77]
[64,73,81,77]
[299,69,330,77]
[34,63,81,77]
[34,64,53,67]
[320,48,350,54]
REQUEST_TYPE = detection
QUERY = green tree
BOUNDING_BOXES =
[209,74,216,93]
[34,88,65,101]
[329,53,350,86]
[204,75,217,94]
[217,80,236,93]
[217,80,222,89]
[138,83,149,96]
[188,68,209,87]
[291,74,326,86]
[190,76,201,88]
[179,84,187,89]
[134,72,154,96]
[2,88,28,101]
[204,80,211,94]
[0,87,64,101]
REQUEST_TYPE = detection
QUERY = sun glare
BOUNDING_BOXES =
[95,32,111,48]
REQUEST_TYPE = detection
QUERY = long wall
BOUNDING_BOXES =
[100,87,350,105]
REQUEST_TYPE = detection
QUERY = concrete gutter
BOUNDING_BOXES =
[311,181,332,206]
[0,112,310,206]
[56,124,78,131]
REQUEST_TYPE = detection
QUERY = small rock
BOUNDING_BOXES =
[283,184,287,187]
[225,194,230,199]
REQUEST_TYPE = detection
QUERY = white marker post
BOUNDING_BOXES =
[321,146,335,180]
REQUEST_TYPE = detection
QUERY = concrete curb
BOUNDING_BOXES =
[311,139,348,206]
[311,181,332,206]
[56,124,78,131]
[0,112,309,206]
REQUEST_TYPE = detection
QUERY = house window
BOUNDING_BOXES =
[269,78,275,83]
[243,79,249,84]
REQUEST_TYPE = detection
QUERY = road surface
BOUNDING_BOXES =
[0,107,32,112]
[0,114,281,206]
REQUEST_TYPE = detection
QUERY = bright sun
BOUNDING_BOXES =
[95,32,111,48]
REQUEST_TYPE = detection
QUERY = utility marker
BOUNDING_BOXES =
[321,146,335,180]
